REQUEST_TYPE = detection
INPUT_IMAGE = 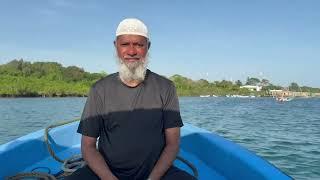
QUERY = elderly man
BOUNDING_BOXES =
[66,18,196,180]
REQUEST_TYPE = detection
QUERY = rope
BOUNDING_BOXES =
[61,154,86,173]
[5,172,56,180]
[44,118,80,163]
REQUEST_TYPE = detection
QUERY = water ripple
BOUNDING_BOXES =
[180,97,320,180]
[1,97,319,179]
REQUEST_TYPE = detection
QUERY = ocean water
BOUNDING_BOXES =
[0,97,319,179]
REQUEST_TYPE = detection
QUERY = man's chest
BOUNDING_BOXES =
[103,85,164,113]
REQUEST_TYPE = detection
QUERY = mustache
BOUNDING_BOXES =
[123,55,143,59]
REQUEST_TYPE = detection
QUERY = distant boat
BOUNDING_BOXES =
[230,95,250,98]
[276,92,294,102]
[276,96,293,102]
[0,121,291,180]
[275,88,295,102]
[200,95,210,97]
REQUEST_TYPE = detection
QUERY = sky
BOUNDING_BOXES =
[0,0,319,87]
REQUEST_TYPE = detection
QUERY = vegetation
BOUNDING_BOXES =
[1,59,319,97]
[170,75,252,96]
[0,59,106,97]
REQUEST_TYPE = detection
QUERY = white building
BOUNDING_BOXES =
[240,85,262,92]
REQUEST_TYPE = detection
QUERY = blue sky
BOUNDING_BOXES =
[1,0,319,87]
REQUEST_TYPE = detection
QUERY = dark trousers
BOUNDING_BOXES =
[64,165,197,180]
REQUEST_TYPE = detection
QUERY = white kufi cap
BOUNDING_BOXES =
[116,18,149,39]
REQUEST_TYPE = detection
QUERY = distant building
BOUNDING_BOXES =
[269,89,283,96]
[313,93,320,97]
[269,90,310,97]
[269,89,282,93]
[240,85,262,91]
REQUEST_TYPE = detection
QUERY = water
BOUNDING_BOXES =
[0,97,319,179]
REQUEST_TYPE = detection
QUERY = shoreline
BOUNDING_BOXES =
[1,96,318,99]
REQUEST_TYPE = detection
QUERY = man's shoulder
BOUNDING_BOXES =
[147,70,175,88]
[147,70,175,91]
[91,72,118,90]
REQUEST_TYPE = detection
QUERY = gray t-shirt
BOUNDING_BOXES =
[77,69,183,179]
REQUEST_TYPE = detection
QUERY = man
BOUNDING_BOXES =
[66,18,196,180]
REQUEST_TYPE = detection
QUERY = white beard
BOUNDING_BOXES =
[117,53,149,83]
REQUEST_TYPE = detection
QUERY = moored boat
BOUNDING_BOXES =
[200,95,210,97]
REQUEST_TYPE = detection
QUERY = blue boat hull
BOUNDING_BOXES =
[0,122,291,179]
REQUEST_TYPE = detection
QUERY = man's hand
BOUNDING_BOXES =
[81,135,118,180]
[148,127,180,179]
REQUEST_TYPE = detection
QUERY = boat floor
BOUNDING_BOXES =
[24,145,226,179]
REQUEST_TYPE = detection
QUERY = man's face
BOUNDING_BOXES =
[115,34,149,66]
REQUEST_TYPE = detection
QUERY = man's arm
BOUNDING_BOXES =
[148,127,180,180]
[81,135,118,180]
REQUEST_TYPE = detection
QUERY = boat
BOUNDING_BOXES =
[276,97,293,102]
[276,96,294,102]
[274,89,295,102]
[0,120,292,180]
[200,95,210,97]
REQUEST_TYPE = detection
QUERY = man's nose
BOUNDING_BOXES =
[127,45,137,56]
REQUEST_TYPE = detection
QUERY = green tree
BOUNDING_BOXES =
[235,80,242,86]
[289,82,300,91]
[246,77,260,85]
[261,79,270,86]
[63,66,85,82]
[0,60,106,97]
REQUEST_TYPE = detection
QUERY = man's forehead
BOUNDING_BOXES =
[116,34,148,42]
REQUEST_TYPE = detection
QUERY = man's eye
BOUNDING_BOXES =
[137,44,144,47]
[121,43,129,46]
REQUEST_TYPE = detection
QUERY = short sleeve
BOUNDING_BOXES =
[163,83,183,129]
[77,86,103,138]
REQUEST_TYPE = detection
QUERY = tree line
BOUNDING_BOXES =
[0,59,319,97]
[0,59,105,97]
